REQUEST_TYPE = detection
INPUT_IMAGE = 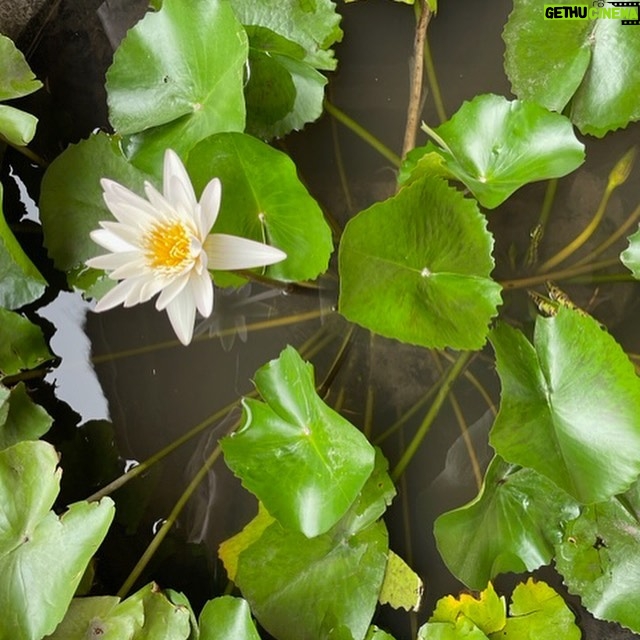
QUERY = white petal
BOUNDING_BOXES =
[191,270,214,317]
[93,279,140,311]
[144,182,176,220]
[101,179,159,225]
[86,251,142,272]
[204,234,287,270]
[166,288,196,345]
[163,150,197,212]
[98,220,143,249]
[199,177,222,233]
[90,228,138,253]
[109,258,150,280]
[155,273,190,311]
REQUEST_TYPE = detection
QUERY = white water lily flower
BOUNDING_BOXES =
[86,149,287,345]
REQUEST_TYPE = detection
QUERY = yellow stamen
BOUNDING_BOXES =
[145,222,191,269]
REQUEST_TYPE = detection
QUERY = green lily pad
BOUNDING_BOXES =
[221,346,375,537]
[418,616,490,640]
[235,519,388,640]
[0,105,38,146]
[555,484,640,632]
[106,0,247,173]
[378,551,423,612]
[490,309,640,503]
[404,95,585,208]
[230,0,343,71]
[339,176,502,350]
[199,596,260,640]
[0,441,114,640]
[620,225,640,278]
[0,183,46,308]
[434,456,580,590]
[500,578,580,640]
[243,26,327,139]
[187,132,334,284]
[47,583,192,640]
[0,308,52,377]
[0,383,52,450]
[39,132,153,277]
[0,35,42,101]
[365,628,398,640]
[503,0,640,136]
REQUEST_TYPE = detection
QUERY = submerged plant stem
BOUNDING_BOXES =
[424,35,446,124]
[0,136,48,167]
[391,350,472,481]
[403,0,432,157]
[323,99,402,167]
[117,442,225,598]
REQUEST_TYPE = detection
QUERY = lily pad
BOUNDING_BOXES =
[404,95,585,208]
[0,383,52,450]
[187,132,334,284]
[0,35,42,101]
[0,183,46,308]
[434,456,579,590]
[199,596,260,640]
[378,551,423,612]
[0,441,114,640]
[339,176,502,350]
[490,309,640,503]
[221,346,375,537]
[0,308,52,377]
[0,105,38,147]
[555,480,640,632]
[620,225,640,278]
[503,0,640,136]
[39,132,153,277]
[106,0,247,172]
[235,519,388,640]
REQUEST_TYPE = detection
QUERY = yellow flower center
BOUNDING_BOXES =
[145,222,192,270]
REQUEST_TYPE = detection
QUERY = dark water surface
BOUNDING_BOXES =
[2,0,640,638]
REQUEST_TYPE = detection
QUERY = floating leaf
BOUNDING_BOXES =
[0,35,42,101]
[243,26,327,139]
[503,0,640,136]
[230,0,343,71]
[434,456,579,590]
[0,183,46,308]
[40,132,152,277]
[0,441,114,640]
[199,596,260,640]
[406,95,584,208]
[219,503,274,582]
[222,346,375,537]
[0,105,38,147]
[0,308,52,377]
[430,582,505,637]
[235,519,388,640]
[490,309,640,503]
[47,583,191,640]
[339,176,502,350]
[418,616,490,640]
[378,550,423,612]
[187,132,333,283]
[555,480,640,633]
[106,0,247,172]
[365,628,398,640]
[621,225,640,278]
[0,383,52,450]
[500,578,580,640]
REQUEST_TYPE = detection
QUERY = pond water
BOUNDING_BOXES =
[2,0,640,638]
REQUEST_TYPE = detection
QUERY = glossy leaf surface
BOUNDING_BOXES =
[0,183,46,308]
[235,519,388,640]
[0,441,114,640]
[106,0,247,172]
[40,132,152,276]
[187,133,333,283]
[0,35,42,101]
[555,481,640,633]
[199,596,260,640]
[500,578,580,640]
[339,176,501,349]
[0,105,38,146]
[378,551,423,612]
[404,95,584,208]
[434,456,579,589]
[0,309,52,377]
[620,225,640,278]
[490,309,640,503]
[504,0,640,136]
[0,383,52,450]
[222,346,375,537]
